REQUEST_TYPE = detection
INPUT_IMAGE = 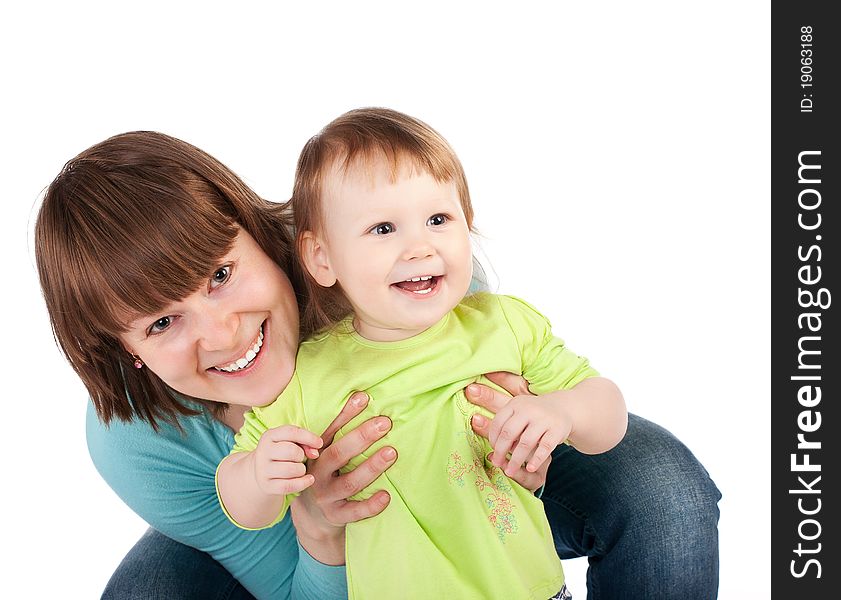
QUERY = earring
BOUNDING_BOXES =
[132,355,144,369]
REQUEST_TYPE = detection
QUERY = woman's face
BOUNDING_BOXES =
[119,229,300,408]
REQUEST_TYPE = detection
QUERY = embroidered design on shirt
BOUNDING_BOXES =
[447,393,520,541]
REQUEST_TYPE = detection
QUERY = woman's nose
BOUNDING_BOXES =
[197,309,239,351]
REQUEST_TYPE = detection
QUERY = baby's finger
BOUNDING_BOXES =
[266,424,323,451]
[505,428,545,476]
[492,414,528,468]
[525,430,565,473]
[486,405,513,448]
[266,460,308,482]
[264,473,315,496]
[301,445,320,460]
[266,441,306,463]
[506,454,552,493]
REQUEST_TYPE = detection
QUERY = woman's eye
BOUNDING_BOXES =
[210,265,231,288]
[427,214,448,227]
[148,316,172,335]
[370,222,395,235]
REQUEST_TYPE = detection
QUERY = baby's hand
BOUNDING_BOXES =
[487,394,572,477]
[252,425,323,496]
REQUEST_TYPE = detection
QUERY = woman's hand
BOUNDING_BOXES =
[465,371,552,492]
[290,392,397,565]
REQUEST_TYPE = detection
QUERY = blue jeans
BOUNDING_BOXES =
[102,528,255,600]
[542,414,720,599]
[102,414,720,599]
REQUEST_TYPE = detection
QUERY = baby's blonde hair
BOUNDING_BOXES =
[292,107,474,333]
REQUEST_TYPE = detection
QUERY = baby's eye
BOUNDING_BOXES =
[370,222,395,235]
[148,316,173,335]
[427,214,448,227]
[210,265,231,288]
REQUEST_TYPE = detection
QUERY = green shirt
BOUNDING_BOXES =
[231,293,598,600]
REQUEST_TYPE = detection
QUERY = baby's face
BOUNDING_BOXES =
[313,157,473,341]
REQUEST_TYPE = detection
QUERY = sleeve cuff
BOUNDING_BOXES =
[292,540,348,600]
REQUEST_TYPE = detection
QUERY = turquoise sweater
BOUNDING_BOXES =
[86,402,347,599]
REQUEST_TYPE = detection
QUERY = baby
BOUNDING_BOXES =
[217,108,627,600]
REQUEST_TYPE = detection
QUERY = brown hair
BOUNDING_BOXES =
[292,107,474,333]
[35,131,303,429]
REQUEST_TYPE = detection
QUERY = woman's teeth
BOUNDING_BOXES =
[215,326,264,372]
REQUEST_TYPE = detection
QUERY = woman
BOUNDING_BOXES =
[35,131,720,599]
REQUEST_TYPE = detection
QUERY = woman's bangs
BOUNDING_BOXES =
[71,176,239,335]
[103,229,237,335]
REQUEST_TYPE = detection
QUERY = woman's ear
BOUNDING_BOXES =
[299,231,337,287]
[119,339,137,356]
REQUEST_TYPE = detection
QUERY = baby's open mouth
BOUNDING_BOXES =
[392,275,440,295]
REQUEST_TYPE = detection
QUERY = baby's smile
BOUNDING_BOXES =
[391,274,441,296]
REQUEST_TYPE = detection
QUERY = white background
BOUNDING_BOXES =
[3,2,768,598]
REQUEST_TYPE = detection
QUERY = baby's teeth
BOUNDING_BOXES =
[236,358,248,368]
[246,349,256,361]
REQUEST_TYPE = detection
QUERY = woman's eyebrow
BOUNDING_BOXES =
[120,304,172,330]
[119,312,150,333]
[212,251,240,268]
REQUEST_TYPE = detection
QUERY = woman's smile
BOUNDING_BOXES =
[210,321,265,373]
[120,230,300,407]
